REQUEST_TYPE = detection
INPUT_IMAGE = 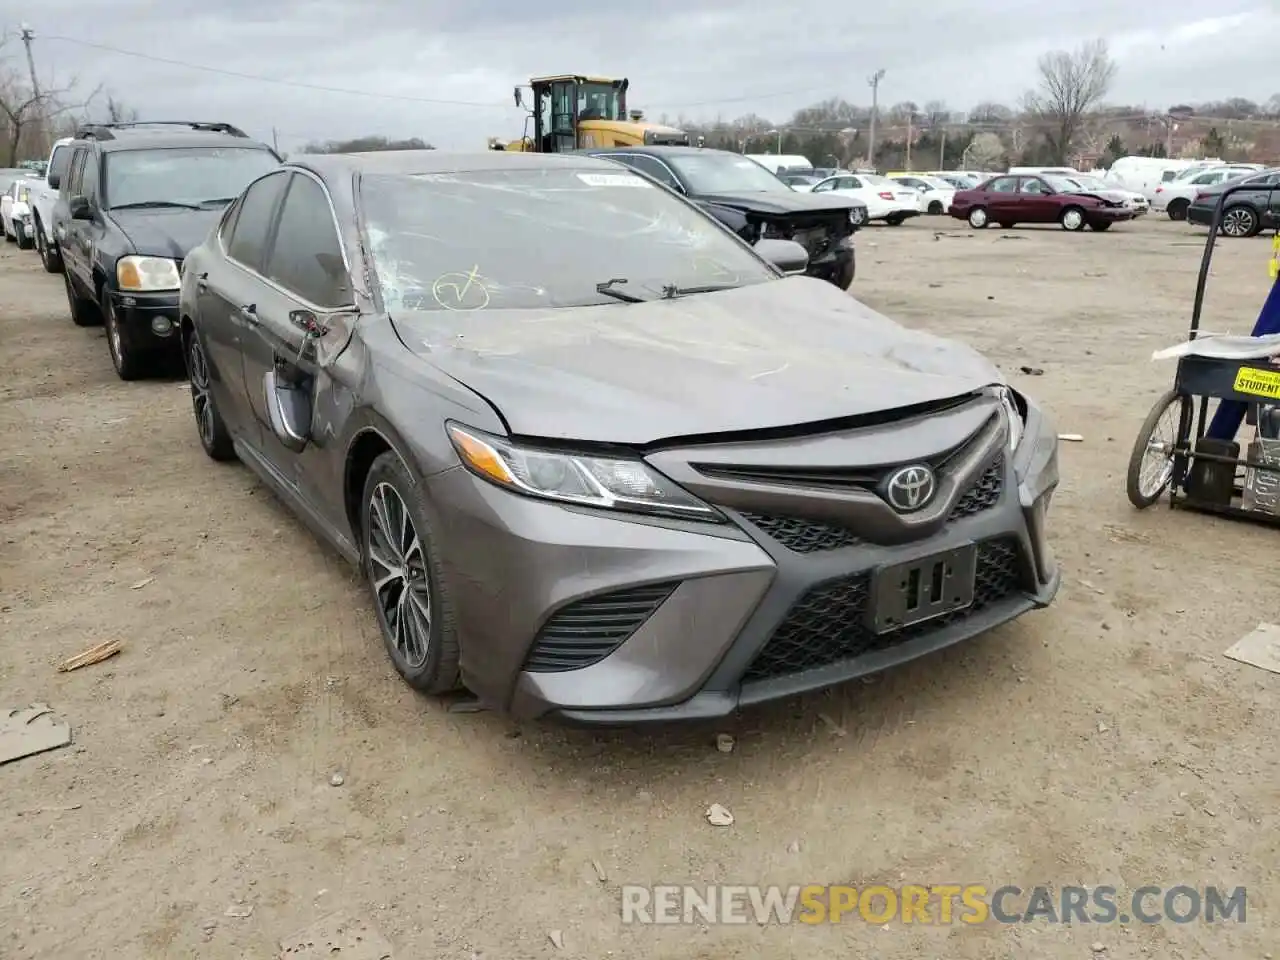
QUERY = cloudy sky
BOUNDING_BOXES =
[6,0,1277,151]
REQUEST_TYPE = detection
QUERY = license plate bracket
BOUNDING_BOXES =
[869,545,977,634]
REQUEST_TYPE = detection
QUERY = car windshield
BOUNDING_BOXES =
[666,153,793,194]
[359,167,778,311]
[860,173,893,186]
[1070,177,1108,190]
[103,147,280,209]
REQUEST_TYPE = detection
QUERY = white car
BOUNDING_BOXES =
[29,137,74,272]
[808,172,923,225]
[889,174,956,214]
[1152,165,1261,221]
[0,171,35,248]
[1062,174,1149,217]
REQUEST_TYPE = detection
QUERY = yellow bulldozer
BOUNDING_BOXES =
[489,75,691,152]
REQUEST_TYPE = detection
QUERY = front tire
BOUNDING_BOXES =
[1126,390,1187,509]
[927,200,943,215]
[1090,222,1112,232]
[1060,206,1086,231]
[184,328,236,461]
[885,213,906,226]
[63,271,100,327]
[15,223,32,249]
[103,294,150,380]
[1166,198,1189,221]
[36,224,63,273]
[361,452,460,695]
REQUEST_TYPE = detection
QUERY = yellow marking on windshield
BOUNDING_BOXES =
[432,265,491,311]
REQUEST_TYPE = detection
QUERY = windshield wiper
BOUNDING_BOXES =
[660,282,739,298]
[199,197,239,206]
[109,200,203,210]
[595,278,645,304]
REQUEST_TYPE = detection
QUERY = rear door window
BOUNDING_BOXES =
[226,171,289,271]
[987,177,1018,193]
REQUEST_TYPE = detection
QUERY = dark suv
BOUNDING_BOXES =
[50,121,281,380]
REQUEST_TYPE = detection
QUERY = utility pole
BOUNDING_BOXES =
[905,112,913,170]
[865,68,885,168]
[939,128,947,170]
[19,25,44,152]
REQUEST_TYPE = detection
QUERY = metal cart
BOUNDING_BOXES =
[1125,180,1280,525]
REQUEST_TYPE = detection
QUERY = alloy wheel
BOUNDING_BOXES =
[1222,208,1255,237]
[969,208,987,228]
[367,481,432,669]
[187,336,215,448]
[104,301,124,371]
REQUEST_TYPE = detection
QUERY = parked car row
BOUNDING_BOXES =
[0,168,37,248]
[8,122,1061,723]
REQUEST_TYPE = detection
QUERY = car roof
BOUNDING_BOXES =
[290,150,624,178]
[76,131,273,153]
[582,146,738,159]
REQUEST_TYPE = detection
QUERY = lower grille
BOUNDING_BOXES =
[522,581,679,673]
[740,512,860,553]
[740,538,1023,683]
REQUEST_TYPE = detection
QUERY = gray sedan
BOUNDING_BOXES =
[178,149,1061,723]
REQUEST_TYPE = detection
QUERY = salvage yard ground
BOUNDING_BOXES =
[1,217,1277,960]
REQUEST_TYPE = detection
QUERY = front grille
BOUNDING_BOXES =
[522,581,679,673]
[740,538,1023,683]
[949,455,1004,519]
[741,512,860,553]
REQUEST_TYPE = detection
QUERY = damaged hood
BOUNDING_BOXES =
[110,207,223,260]
[1066,189,1129,205]
[695,191,865,216]
[393,276,1002,445]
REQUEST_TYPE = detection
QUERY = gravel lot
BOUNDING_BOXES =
[1,216,1276,960]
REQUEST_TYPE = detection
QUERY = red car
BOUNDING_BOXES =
[949,173,1136,232]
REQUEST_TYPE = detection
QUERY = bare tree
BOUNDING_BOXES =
[1022,38,1117,164]
[921,100,951,127]
[968,101,1013,124]
[105,95,139,123]
[0,30,99,165]
[886,101,919,124]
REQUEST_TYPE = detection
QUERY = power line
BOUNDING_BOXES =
[40,32,848,114]
[40,34,511,108]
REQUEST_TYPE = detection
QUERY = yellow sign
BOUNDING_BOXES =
[1271,234,1279,280]
[1233,365,1280,399]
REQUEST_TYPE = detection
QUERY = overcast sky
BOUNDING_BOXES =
[6,0,1277,151]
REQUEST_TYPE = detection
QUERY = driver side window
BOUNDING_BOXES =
[263,173,352,309]
[812,179,835,192]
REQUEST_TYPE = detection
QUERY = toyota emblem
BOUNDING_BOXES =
[884,465,936,512]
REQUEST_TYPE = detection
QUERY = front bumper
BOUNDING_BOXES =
[428,395,1060,724]
[1089,207,1135,223]
[108,288,182,347]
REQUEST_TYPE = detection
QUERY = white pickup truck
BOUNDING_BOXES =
[28,136,73,273]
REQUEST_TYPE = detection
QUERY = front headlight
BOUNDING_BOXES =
[446,423,723,522]
[993,385,1025,452]
[116,255,181,292]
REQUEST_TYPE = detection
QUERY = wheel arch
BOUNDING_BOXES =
[342,416,422,544]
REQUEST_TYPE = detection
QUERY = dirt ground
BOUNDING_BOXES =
[1,215,1277,960]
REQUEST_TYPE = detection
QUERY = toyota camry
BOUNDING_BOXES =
[178,149,1060,723]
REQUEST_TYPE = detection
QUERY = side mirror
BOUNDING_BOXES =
[69,196,93,220]
[47,172,61,190]
[262,369,310,453]
[755,238,809,276]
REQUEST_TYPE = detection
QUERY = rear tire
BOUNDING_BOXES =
[184,327,237,461]
[15,223,32,249]
[997,222,1015,230]
[885,213,906,226]
[3,223,13,243]
[1166,198,1189,221]
[1221,205,1260,238]
[967,207,989,229]
[1060,206,1086,231]
[927,200,943,215]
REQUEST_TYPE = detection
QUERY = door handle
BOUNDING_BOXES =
[238,303,259,326]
